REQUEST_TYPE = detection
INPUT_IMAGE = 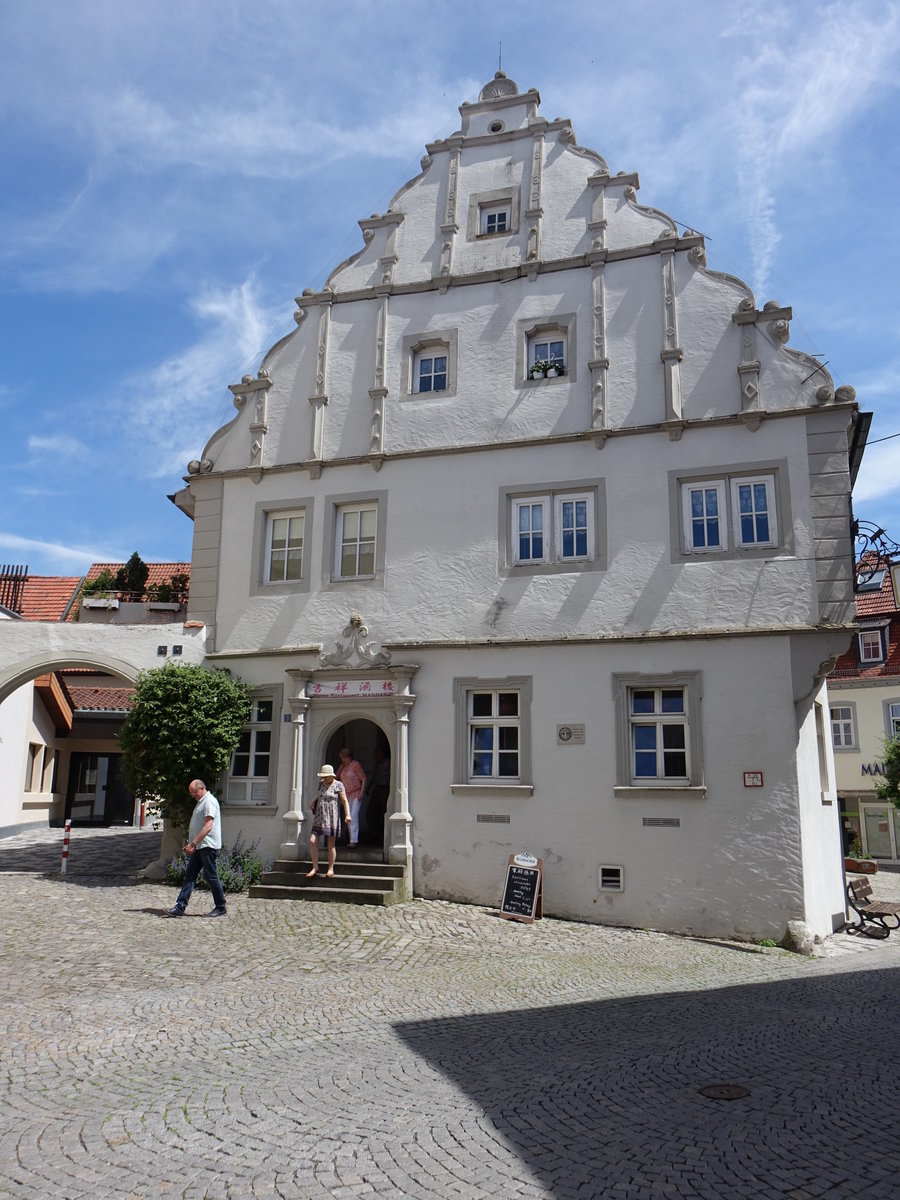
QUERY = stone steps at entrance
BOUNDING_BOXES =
[250,853,407,906]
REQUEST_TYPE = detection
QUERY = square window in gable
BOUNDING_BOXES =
[517,314,577,386]
[401,329,458,399]
[479,203,510,236]
[414,349,448,394]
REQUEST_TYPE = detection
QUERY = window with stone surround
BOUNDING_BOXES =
[613,672,705,794]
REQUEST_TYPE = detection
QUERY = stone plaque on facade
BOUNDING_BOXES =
[557,724,585,745]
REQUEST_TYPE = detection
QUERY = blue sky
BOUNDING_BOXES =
[2,0,899,575]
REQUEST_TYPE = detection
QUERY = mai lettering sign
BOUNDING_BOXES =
[309,680,395,698]
[499,853,543,923]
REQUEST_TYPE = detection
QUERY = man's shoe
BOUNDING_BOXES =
[166,907,184,918]
[204,907,227,918]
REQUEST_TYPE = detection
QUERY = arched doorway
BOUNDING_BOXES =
[324,718,392,849]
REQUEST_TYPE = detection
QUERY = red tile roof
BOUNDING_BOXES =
[831,558,900,678]
[17,576,82,622]
[66,686,135,712]
[84,562,190,587]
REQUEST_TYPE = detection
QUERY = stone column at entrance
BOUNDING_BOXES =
[281,672,312,860]
[388,694,413,867]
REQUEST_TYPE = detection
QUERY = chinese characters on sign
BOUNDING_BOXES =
[309,679,395,698]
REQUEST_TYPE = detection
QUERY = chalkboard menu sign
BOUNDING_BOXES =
[499,853,543,923]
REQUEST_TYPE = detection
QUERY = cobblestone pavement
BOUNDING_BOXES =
[2,827,899,1200]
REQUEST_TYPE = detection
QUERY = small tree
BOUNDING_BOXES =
[115,551,149,600]
[875,735,900,810]
[119,662,251,831]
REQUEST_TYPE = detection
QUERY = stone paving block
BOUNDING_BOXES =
[2,827,900,1199]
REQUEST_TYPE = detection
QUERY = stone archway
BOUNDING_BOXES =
[323,716,391,850]
[280,666,417,882]
[0,621,207,836]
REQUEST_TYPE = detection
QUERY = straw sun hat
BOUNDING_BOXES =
[317,764,336,778]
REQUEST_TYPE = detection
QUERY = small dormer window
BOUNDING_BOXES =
[480,203,510,236]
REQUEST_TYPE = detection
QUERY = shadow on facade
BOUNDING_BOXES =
[394,965,900,1197]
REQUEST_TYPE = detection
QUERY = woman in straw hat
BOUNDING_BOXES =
[307,764,352,878]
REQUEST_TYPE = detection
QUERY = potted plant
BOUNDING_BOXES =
[546,360,565,378]
[529,360,547,379]
[844,836,879,874]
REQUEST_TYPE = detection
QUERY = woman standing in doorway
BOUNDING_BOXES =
[337,748,366,848]
[307,765,351,878]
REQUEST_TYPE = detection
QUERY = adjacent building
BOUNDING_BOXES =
[0,562,190,834]
[167,72,867,939]
[830,559,900,860]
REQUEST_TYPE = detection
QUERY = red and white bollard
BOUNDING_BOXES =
[60,819,71,876]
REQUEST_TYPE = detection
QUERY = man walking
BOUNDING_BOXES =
[166,780,227,918]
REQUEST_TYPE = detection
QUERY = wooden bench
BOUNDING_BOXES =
[846,877,900,938]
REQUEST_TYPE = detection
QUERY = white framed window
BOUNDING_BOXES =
[468,689,520,780]
[682,481,726,552]
[859,629,884,663]
[512,492,594,565]
[336,503,378,579]
[452,676,533,791]
[629,686,690,782]
[500,479,606,576]
[479,203,510,236]
[227,696,274,805]
[413,349,448,394]
[466,188,520,241]
[731,476,777,548]
[527,331,567,379]
[266,511,304,583]
[401,330,458,399]
[674,467,786,558]
[886,700,900,737]
[613,672,704,792]
[252,499,313,596]
[830,703,857,750]
[517,314,577,386]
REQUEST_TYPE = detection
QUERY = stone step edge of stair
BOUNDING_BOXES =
[249,885,398,905]
[272,861,405,876]
[261,873,402,886]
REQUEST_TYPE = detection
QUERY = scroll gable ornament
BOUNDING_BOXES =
[319,612,392,668]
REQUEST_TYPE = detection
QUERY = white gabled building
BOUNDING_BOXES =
[173,73,867,940]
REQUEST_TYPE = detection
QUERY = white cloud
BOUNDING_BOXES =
[117,277,286,478]
[725,2,900,295]
[0,533,121,568]
[27,434,90,459]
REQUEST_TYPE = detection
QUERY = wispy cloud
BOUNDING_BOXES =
[725,2,900,295]
[116,277,286,477]
[0,533,121,568]
[27,434,90,459]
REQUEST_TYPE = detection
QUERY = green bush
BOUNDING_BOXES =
[165,833,272,893]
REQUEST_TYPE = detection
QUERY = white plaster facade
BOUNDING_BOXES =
[172,74,865,940]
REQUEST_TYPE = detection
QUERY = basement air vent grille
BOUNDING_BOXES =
[476,813,511,824]
[642,816,681,828]
[599,865,624,892]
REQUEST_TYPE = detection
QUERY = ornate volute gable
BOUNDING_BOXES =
[180,73,856,483]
